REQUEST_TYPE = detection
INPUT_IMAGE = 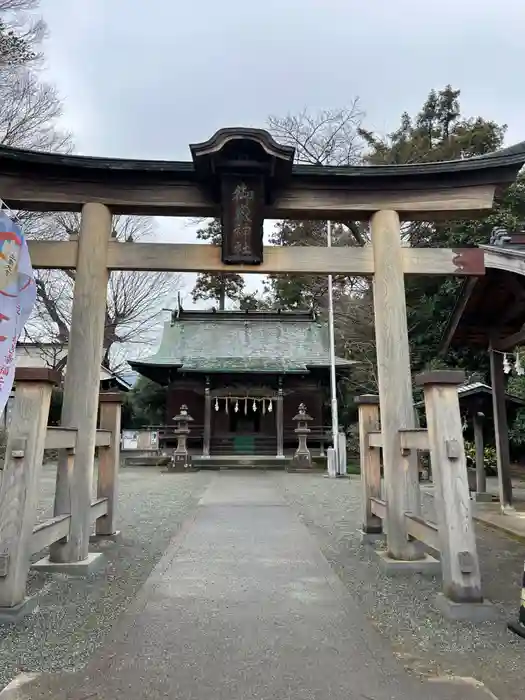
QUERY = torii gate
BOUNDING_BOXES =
[0,128,524,617]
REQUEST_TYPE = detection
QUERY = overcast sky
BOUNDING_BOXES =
[37,0,525,305]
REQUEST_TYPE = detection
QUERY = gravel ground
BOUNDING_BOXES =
[278,473,525,700]
[2,468,524,698]
[0,465,211,690]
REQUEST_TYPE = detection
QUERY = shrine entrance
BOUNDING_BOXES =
[1,126,525,621]
[229,409,261,435]
[217,394,264,456]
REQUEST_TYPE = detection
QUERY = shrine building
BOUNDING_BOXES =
[129,306,354,459]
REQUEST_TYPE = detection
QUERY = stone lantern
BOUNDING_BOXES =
[169,404,194,471]
[292,402,313,468]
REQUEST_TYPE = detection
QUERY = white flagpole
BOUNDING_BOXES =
[327,220,339,477]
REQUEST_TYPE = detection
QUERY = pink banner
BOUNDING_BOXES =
[0,210,36,411]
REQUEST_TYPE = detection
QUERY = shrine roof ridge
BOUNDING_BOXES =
[170,309,317,323]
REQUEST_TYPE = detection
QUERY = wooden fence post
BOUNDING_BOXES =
[473,410,490,500]
[50,202,112,569]
[416,370,496,620]
[0,368,58,622]
[489,346,513,509]
[356,395,383,542]
[94,392,122,538]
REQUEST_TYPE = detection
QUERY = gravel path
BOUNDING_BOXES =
[0,465,211,690]
[278,473,525,700]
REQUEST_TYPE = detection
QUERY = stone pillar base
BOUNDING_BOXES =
[90,530,122,543]
[32,552,104,577]
[434,593,499,622]
[0,597,38,625]
[373,550,441,576]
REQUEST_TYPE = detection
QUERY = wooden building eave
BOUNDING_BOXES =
[440,245,525,354]
[128,359,354,385]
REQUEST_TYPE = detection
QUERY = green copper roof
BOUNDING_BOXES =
[130,310,354,376]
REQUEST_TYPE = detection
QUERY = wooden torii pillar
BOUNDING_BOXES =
[49,203,112,570]
[371,210,424,562]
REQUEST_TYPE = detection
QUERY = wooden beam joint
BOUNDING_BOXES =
[404,513,440,551]
[370,497,387,520]
[367,431,382,448]
[398,429,429,453]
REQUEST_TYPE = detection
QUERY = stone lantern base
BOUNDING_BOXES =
[291,450,312,470]
[166,452,195,472]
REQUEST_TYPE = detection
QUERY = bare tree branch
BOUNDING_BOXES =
[267,105,368,245]
[0,68,71,150]
[23,214,182,372]
[267,104,364,166]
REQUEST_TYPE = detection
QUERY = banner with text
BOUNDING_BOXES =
[0,210,36,412]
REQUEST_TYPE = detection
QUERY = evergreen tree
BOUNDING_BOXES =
[126,377,167,427]
[0,20,36,67]
[262,88,525,392]
[265,220,355,310]
[360,85,519,375]
[191,219,246,309]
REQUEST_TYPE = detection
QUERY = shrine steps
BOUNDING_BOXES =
[192,456,291,471]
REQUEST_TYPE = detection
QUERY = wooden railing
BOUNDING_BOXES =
[357,370,484,607]
[0,368,122,619]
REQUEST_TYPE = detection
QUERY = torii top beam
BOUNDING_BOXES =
[3,127,525,275]
[0,127,523,221]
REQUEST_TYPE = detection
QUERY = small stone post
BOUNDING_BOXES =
[0,368,58,623]
[169,405,194,471]
[356,395,383,543]
[416,370,496,621]
[291,403,313,469]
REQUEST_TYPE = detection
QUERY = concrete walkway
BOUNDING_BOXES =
[11,473,492,700]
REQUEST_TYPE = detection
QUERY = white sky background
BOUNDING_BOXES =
[36,0,525,315]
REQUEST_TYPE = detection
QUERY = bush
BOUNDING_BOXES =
[463,440,497,475]
[125,378,168,428]
[346,423,360,459]
[509,407,525,447]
